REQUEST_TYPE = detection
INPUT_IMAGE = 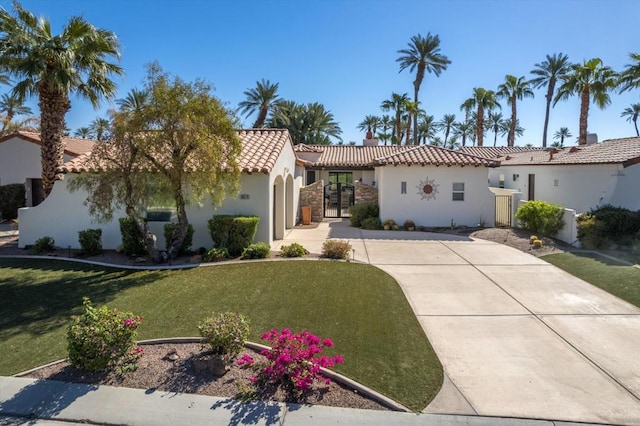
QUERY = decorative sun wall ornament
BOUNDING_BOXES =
[417,177,439,201]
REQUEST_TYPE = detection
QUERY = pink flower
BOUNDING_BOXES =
[333,355,344,364]
[322,338,333,347]
[237,354,255,366]
[133,346,144,355]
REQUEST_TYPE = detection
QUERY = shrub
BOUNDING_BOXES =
[403,219,415,230]
[119,217,147,256]
[361,217,382,230]
[242,242,271,259]
[163,223,194,255]
[67,297,143,372]
[279,242,307,258]
[203,247,229,262]
[208,215,260,256]
[198,312,250,362]
[0,183,25,220]
[237,328,344,397]
[577,205,640,249]
[515,200,565,237]
[532,239,543,248]
[33,236,55,253]
[321,240,351,260]
[78,229,102,256]
[349,203,379,228]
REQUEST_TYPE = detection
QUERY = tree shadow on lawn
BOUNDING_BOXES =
[573,251,633,266]
[0,259,161,339]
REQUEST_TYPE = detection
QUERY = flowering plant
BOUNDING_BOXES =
[238,328,344,396]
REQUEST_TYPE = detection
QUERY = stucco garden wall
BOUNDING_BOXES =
[607,163,640,211]
[377,165,495,228]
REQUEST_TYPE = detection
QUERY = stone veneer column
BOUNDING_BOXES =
[299,180,324,223]
[354,181,378,205]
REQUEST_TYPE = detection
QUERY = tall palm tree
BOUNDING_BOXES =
[397,33,451,145]
[452,121,473,147]
[445,136,460,150]
[356,115,380,136]
[530,53,572,147]
[403,100,420,145]
[621,103,640,136]
[238,79,280,128]
[552,127,572,147]
[0,92,31,135]
[88,117,111,141]
[116,88,149,113]
[554,58,618,145]
[460,88,500,147]
[417,114,436,145]
[380,92,409,144]
[487,112,504,147]
[0,2,122,197]
[378,115,393,145]
[268,100,342,145]
[74,127,91,139]
[497,75,534,146]
[436,114,456,146]
[618,53,640,93]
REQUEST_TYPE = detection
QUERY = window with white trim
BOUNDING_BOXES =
[452,182,465,201]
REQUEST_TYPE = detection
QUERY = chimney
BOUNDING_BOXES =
[548,148,558,161]
[363,133,379,146]
[587,133,598,145]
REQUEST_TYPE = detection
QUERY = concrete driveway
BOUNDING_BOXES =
[275,220,640,425]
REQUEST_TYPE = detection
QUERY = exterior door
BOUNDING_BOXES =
[528,174,535,201]
[323,183,354,218]
[31,179,44,206]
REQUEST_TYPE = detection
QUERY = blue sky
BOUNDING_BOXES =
[7,0,640,146]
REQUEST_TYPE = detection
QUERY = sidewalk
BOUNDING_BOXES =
[0,376,582,426]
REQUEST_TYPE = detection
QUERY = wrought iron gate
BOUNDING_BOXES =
[495,195,512,227]
[324,183,354,218]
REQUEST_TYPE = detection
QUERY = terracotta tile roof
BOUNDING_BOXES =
[496,137,640,167]
[375,145,496,167]
[459,146,543,159]
[293,143,324,153]
[302,145,414,168]
[0,131,96,156]
[59,129,293,175]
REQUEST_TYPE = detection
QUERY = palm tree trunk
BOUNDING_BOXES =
[634,118,639,136]
[38,86,71,198]
[253,106,268,128]
[541,81,554,148]
[509,97,516,147]
[405,116,412,145]
[413,84,420,146]
[477,106,484,147]
[444,127,449,146]
[494,130,498,147]
[579,87,590,145]
[395,112,402,144]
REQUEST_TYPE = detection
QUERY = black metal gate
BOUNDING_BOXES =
[495,195,512,227]
[324,183,354,218]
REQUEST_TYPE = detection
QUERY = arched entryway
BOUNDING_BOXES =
[285,175,294,229]
[273,176,285,240]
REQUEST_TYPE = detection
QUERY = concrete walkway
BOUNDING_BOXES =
[275,219,640,425]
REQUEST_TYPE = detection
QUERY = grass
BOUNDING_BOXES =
[544,252,640,308]
[0,258,442,411]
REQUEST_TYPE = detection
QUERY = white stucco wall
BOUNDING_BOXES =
[489,164,628,213]
[0,137,74,185]
[377,165,495,227]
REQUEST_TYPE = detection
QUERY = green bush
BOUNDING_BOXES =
[321,240,352,260]
[349,203,379,228]
[78,229,102,256]
[203,247,229,262]
[33,236,55,253]
[208,215,260,256]
[67,297,143,372]
[403,219,416,230]
[242,242,271,259]
[361,217,383,230]
[119,217,148,256]
[576,205,640,249]
[198,312,250,362]
[0,183,25,220]
[280,242,307,258]
[515,200,565,237]
[163,223,194,255]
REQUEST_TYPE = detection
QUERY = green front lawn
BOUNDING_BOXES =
[544,252,640,308]
[0,258,442,411]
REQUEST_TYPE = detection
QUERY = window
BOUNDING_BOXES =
[452,182,464,201]
[328,172,353,185]
[401,181,407,194]
[499,174,505,188]
[306,170,316,185]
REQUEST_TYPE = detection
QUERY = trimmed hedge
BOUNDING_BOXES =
[208,215,260,257]
[78,229,103,256]
[0,184,25,220]
[242,242,271,259]
[349,203,379,228]
[163,223,194,255]
[119,217,147,256]
[515,200,564,237]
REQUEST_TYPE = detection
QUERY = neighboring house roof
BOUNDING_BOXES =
[294,143,324,153]
[59,129,293,175]
[0,131,96,157]
[459,146,543,159]
[496,136,640,167]
[375,145,496,167]
[298,145,414,168]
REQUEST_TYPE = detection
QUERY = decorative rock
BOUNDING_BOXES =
[193,353,228,376]
[135,257,147,263]
[115,244,124,253]
[163,349,179,361]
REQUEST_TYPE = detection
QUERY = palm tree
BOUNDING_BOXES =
[74,127,91,139]
[380,92,409,144]
[452,121,473,147]
[397,33,451,145]
[621,103,640,136]
[460,88,500,147]
[499,118,524,143]
[530,53,572,147]
[436,114,456,146]
[487,112,504,147]
[552,127,572,147]
[356,115,380,136]
[268,100,342,145]
[378,115,393,145]
[497,75,534,147]
[238,79,280,128]
[88,117,111,141]
[0,92,31,135]
[417,114,436,144]
[0,2,122,197]
[116,88,149,112]
[445,136,460,150]
[430,136,443,147]
[554,58,618,145]
[618,53,640,93]
[403,100,420,144]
